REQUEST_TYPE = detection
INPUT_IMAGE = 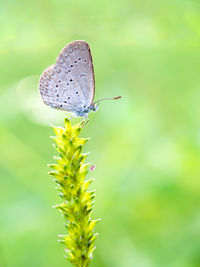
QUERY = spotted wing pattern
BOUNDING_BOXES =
[39,40,95,113]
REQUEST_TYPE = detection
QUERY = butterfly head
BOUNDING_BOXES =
[91,102,99,112]
[73,96,121,117]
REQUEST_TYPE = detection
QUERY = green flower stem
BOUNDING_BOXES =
[49,118,100,267]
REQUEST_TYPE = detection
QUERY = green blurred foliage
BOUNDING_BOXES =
[0,0,200,266]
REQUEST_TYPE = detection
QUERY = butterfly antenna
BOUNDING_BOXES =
[94,96,122,104]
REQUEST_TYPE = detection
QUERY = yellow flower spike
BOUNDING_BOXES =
[77,138,91,147]
[73,145,83,159]
[64,118,72,136]
[48,164,62,171]
[51,125,64,136]
[82,179,94,191]
[72,126,81,140]
[49,119,100,267]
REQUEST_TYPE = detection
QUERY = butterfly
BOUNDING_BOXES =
[39,40,121,118]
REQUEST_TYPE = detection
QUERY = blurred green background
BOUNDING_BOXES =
[1,0,200,266]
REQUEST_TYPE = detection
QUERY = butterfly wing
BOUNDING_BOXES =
[39,40,95,113]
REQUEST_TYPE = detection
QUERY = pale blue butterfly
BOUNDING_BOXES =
[39,40,121,118]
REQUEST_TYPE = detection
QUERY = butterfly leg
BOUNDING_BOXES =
[80,115,89,127]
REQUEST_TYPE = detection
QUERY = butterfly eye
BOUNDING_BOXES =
[92,103,99,112]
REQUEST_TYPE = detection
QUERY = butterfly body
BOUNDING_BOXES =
[71,103,98,117]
